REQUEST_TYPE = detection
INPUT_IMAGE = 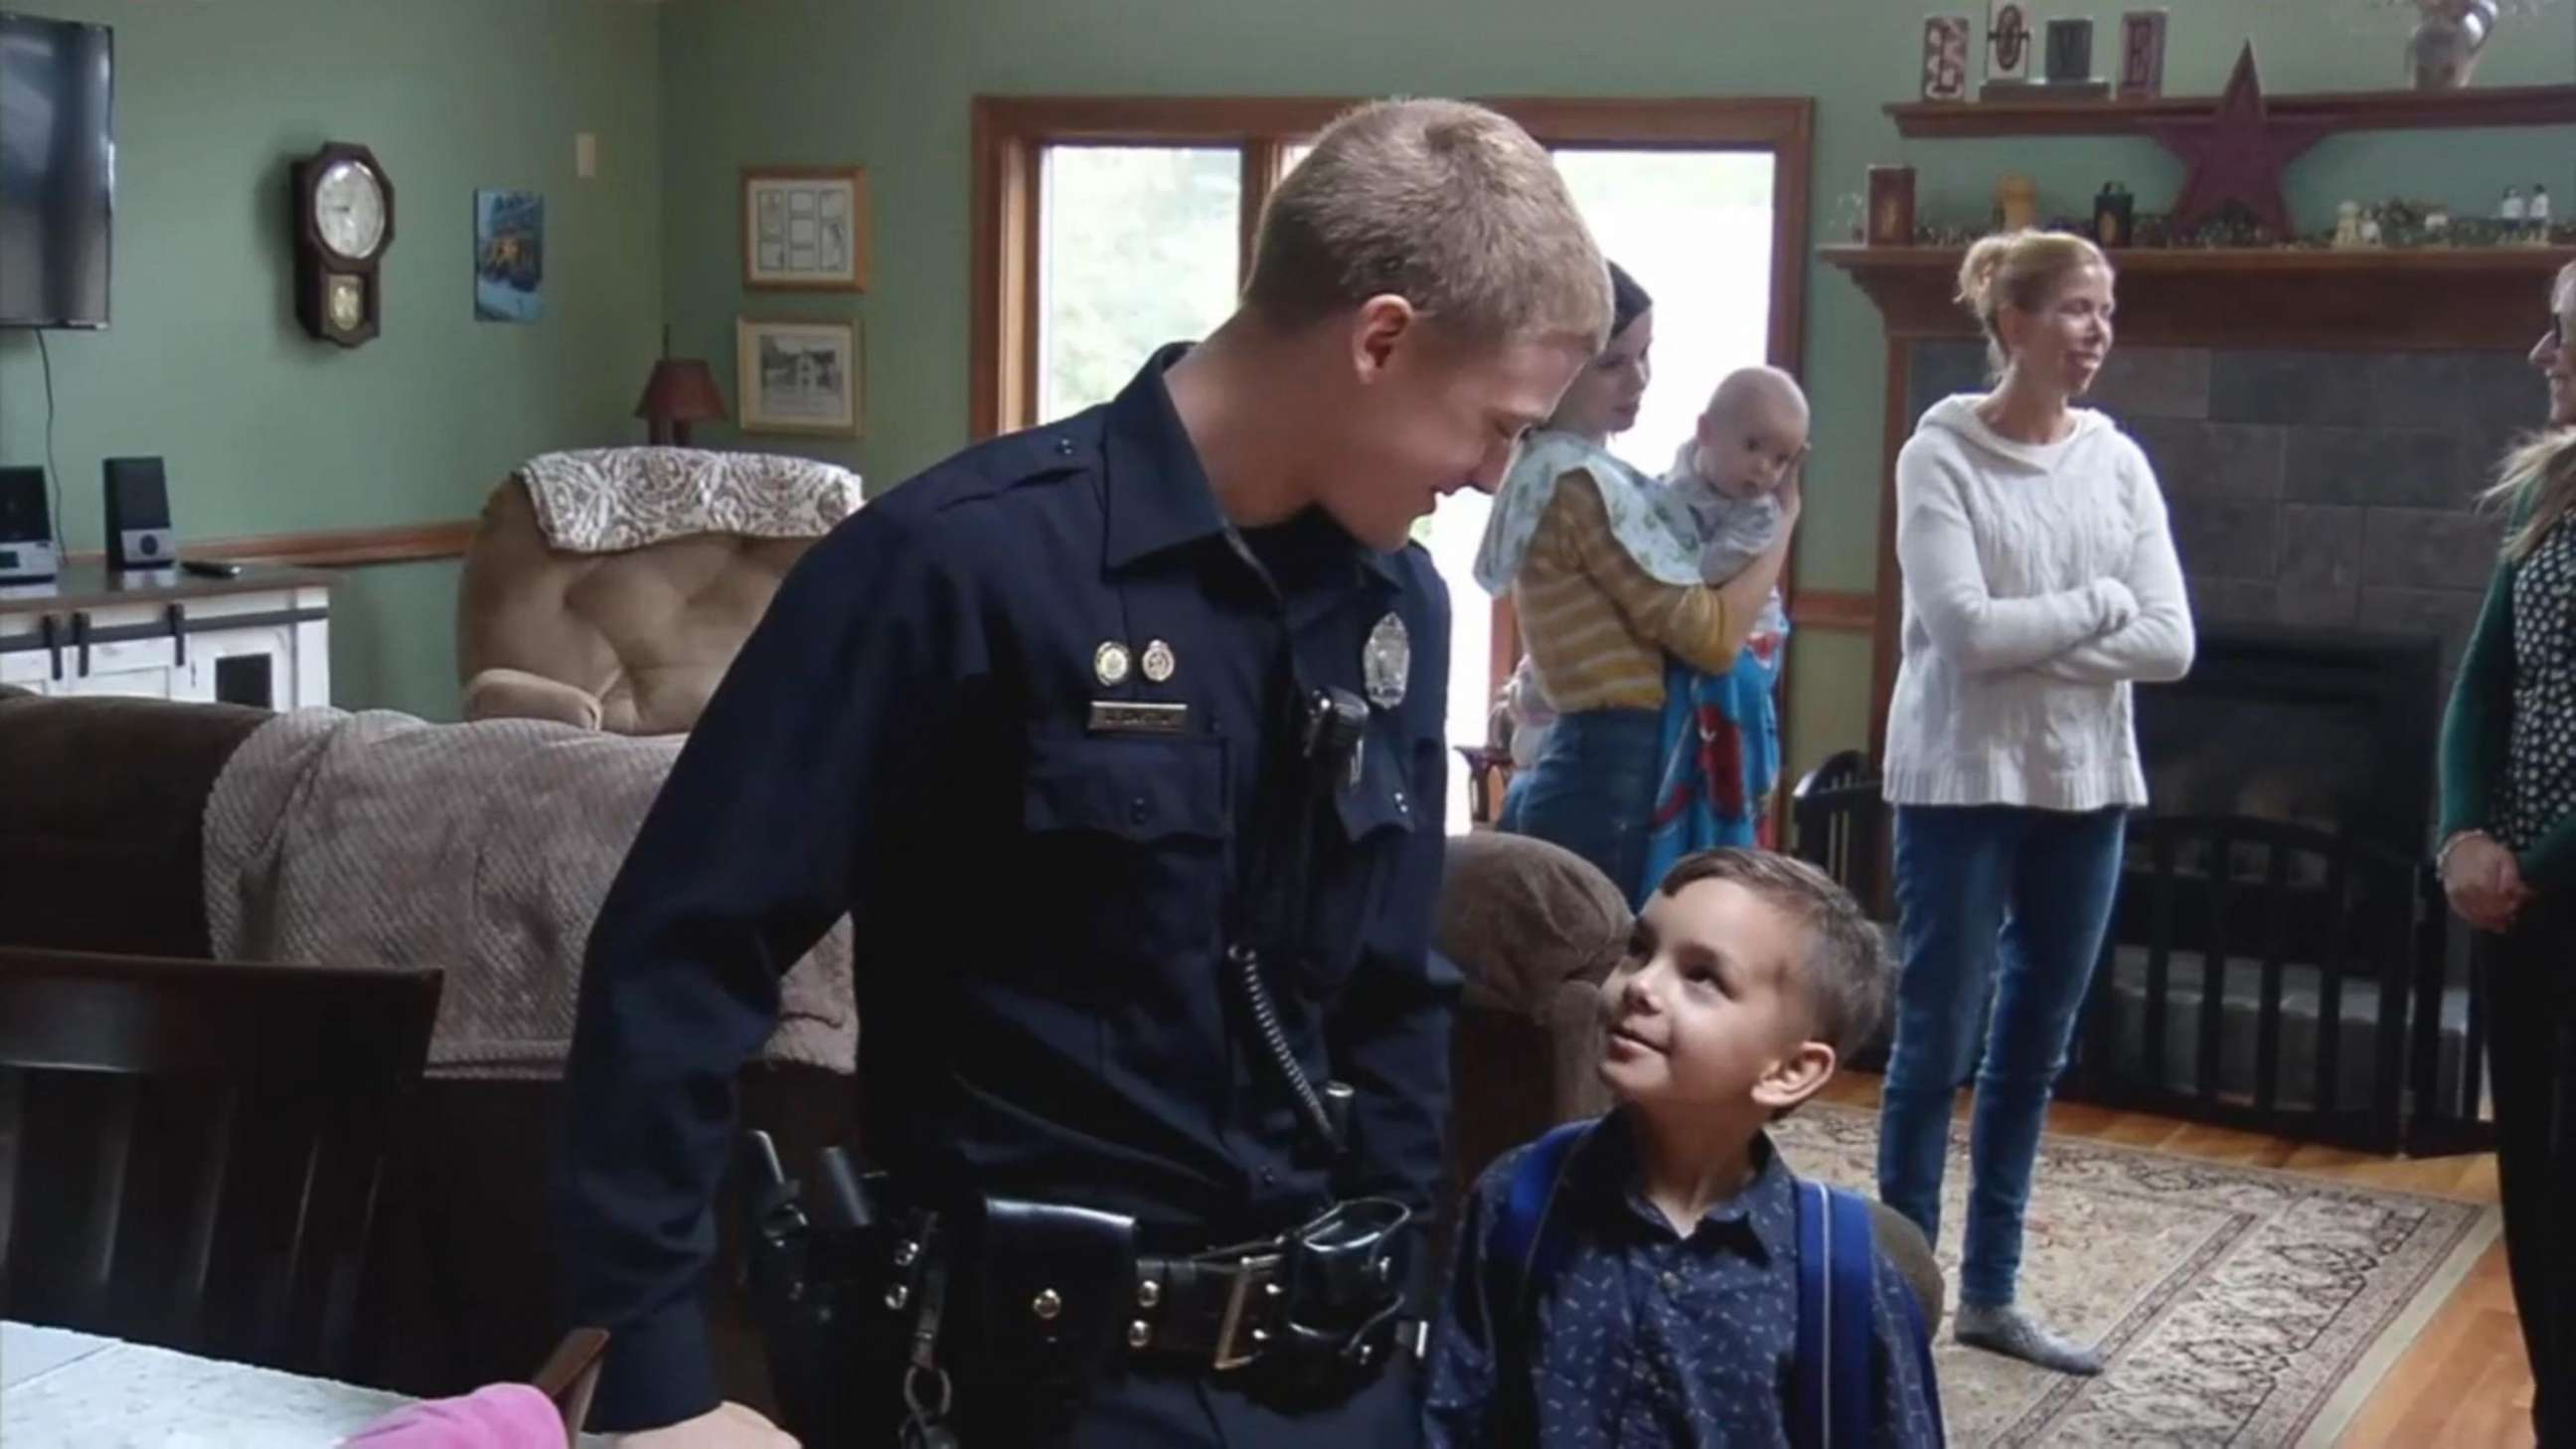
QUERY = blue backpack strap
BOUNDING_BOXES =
[1896,1245,1949,1448]
[1492,1118,1594,1316]
[1793,1182,1892,1449]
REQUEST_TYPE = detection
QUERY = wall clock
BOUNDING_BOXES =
[291,142,394,346]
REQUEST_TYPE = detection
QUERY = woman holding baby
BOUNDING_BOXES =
[1476,262,1802,903]
[1876,229,2193,1374]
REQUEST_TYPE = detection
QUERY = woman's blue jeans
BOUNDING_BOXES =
[1876,802,2128,1308]
[1497,708,1661,905]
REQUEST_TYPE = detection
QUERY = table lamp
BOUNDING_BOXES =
[634,327,726,446]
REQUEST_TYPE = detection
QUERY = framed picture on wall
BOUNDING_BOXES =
[473,189,544,322]
[736,317,862,435]
[742,166,870,290]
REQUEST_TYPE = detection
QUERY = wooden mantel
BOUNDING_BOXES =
[1825,242,2576,760]
[1822,243,2576,352]
[1884,81,2576,140]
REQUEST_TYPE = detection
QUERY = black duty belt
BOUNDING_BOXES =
[880,1195,1416,1383]
[738,1134,1421,1446]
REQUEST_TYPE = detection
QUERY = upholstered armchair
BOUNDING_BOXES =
[455,448,859,735]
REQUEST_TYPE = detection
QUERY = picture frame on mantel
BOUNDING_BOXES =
[2119,10,2169,99]
[1922,16,1972,101]
[741,166,870,291]
[736,317,863,435]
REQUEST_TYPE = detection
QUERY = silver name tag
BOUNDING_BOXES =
[1087,700,1191,735]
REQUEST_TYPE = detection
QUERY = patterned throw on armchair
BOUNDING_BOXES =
[456,447,861,735]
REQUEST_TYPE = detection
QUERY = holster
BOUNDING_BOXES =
[737,1133,903,1448]
[1248,1197,1413,1401]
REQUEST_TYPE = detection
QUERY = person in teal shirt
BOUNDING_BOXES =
[2437,257,2576,1449]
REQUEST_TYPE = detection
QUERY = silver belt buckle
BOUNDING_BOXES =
[1209,1251,1282,1371]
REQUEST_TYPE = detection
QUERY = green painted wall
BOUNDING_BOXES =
[11,2,2557,742]
[0,0,664,720]
[653,0,2574,773]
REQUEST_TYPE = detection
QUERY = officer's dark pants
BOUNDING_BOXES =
[2492,890,2576,1448]
[841,1351,1421,1447]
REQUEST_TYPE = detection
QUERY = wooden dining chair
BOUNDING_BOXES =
[530,1327,609,1436]
[0,946,442,1383]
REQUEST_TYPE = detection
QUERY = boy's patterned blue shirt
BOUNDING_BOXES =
[1423,1112,1943,1448]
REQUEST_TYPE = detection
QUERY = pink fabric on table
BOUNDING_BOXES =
[340,1383,566,1448]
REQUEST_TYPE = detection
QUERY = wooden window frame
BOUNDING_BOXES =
[968,94,1817,758]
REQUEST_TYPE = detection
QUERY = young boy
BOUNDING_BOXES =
[1423,849,1943,1449]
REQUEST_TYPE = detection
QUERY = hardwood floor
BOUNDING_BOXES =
[1813,1073,2529,1448]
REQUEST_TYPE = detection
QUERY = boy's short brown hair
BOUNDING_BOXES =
[1655,848,1889,1058]
[1243,98,1611,349]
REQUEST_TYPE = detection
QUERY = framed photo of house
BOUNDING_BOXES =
[735,317,862,435]
[741,166,870,291]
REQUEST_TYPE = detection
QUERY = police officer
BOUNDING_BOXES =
[551,97,1613,1448]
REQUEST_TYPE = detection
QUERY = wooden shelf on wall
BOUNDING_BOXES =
[1820,243,2576,350]
[190,520,477,568]
[1885,81,2576,140]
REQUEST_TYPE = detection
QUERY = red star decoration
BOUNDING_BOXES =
[2144,43,2332,240]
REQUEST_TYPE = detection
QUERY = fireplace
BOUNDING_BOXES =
[2134,624,2440,862]
[2071,626,2451,1149]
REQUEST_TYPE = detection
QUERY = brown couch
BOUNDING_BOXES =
[1438,829,1626,1202]
[455,474,820,735]
[0,686,844,1402]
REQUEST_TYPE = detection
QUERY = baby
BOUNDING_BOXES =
[1497,367,1810,770]
[1655,365,1812,589]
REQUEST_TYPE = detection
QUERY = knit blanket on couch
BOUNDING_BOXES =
[516,446,860,554]
[202,707,855,1079]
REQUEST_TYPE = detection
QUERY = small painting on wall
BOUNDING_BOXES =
[743,167,870,291]
[736,317,861,435]
[473,189,543,322]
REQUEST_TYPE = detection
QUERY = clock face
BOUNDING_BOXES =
[314,158,388,260]
[327,273,364,332]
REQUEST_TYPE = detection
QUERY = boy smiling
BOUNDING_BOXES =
[1424,849,1942,1448]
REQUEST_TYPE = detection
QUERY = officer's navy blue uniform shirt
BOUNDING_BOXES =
[1424,1113,1943,1448]
[551,348,1459,1430]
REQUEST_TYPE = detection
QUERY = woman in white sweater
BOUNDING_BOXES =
[1876,230,2193,1373]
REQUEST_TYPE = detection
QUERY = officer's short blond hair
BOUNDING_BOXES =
[1244,99,1611,350]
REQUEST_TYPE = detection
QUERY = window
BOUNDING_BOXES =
[1551,151,1776,473]
[974,98,1814,832]
[1038,147,1241,422]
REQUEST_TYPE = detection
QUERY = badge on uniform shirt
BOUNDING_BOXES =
[1094,641,1132,687]
[1141,639,1177,685]
[1363,612,1408,710]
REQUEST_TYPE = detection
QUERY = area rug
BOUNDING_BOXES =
[1771,1103,2498,1448]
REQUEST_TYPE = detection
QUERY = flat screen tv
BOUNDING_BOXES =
[0,12,113,328]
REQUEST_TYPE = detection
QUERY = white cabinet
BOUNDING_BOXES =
[0,564,332,710]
